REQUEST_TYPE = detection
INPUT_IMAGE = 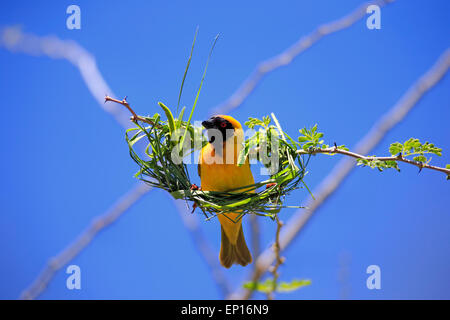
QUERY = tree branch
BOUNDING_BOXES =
[297,146,450,177]
[212,0,395,115]
[266,217,285,300]
[174,201,232,297]
[104,95,162,128]
[229,47,450,300]
[249,215,261,267]
[0,26,132,128]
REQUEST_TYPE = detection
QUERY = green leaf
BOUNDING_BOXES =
[176,106,186,129]
[302,142,314,150]
[277,279,312,292]
[245,117,265,129]
[389,142,403,156]
[180,33,219,151]
[413,155,427,163]
[243,278,311,294]
[357,157,400,172]
[158,102,175,136]
[298,136,309,143]
[177,26,198,115]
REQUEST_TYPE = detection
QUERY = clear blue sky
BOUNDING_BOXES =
[0,0,449,299]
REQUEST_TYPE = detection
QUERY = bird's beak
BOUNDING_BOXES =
[202,119,215,129]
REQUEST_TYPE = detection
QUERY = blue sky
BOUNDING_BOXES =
[0,0,449,299]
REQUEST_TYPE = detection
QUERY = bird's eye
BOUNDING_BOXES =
[220,122,227,128]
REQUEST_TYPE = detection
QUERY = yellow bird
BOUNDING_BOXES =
[199,115,254,268]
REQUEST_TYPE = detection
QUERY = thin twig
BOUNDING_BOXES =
[230,47,450,300]
[266,217,285,300]
[212,0,395,115]
[104,95,162,128]
[296,146,450,176]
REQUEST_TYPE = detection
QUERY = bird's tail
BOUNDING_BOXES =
[219,225,252,268]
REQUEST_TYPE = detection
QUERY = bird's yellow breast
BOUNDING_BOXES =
[200,142,255,192]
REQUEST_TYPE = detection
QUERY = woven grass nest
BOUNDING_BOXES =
[125,106,311,221]
[120,32,311,222]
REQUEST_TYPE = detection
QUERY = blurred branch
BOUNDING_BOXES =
[0,26,131,128]
[20,183,151,300]
[0,27,232,299]
[230,48,450,299]
[296,146,450,176]
[337,251,351,299]
[174,201,232,297]
[249,215,261,262]
[212,0,395,115]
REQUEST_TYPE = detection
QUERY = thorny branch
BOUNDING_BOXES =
[104,95,162,128]
[230,47,450,300]
[266,217,285,300]
[297,146,450,177]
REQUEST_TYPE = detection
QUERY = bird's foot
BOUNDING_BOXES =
[190,184,201,191]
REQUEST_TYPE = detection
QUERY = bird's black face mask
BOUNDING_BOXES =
[202,116,234,144]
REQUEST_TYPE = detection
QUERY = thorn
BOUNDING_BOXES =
[334,142,337,148]
[266,182,277,189]
[418,163,423,174]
